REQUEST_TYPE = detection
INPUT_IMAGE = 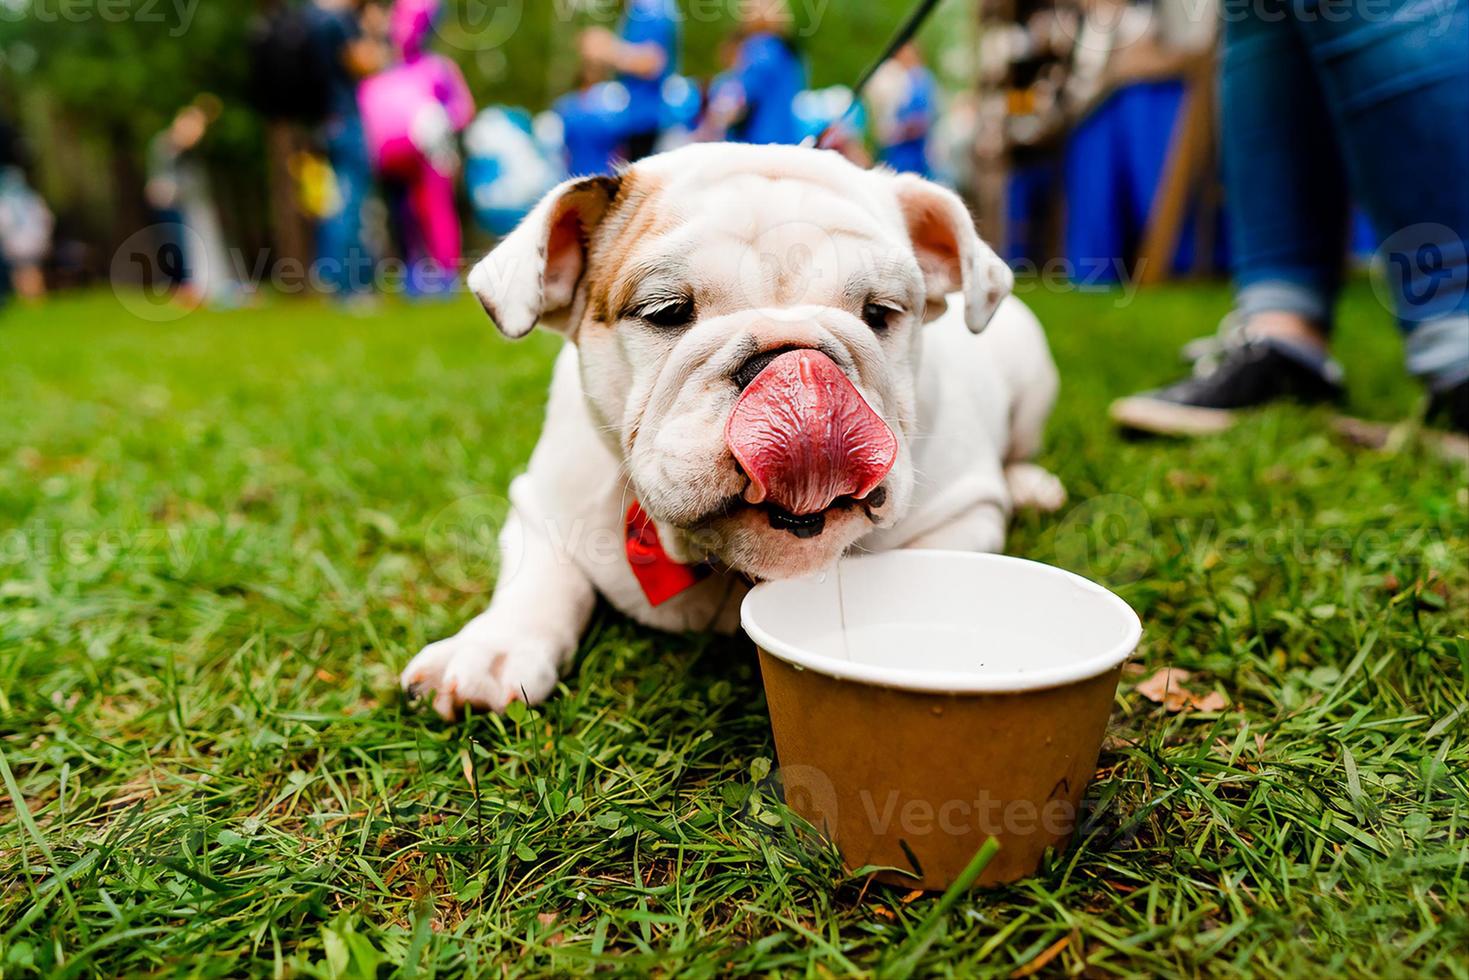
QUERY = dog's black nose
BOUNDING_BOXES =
[732,345,803,391]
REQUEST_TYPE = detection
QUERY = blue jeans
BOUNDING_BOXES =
[1221,0,1469,388]
[1006,158,1058,266]
[317,115,374,296]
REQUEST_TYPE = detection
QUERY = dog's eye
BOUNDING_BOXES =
[638,297,695,329]
[862,302,900,331]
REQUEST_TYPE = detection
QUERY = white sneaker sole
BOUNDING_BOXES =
[1108,396,1237,436]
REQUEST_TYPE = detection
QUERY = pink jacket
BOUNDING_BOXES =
[358,0,474,173]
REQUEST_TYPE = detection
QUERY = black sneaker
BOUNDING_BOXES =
[1426,379,1469,435]
[1110,339,1344,436]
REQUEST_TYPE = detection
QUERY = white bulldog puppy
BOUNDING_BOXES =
[403,143,1063,718]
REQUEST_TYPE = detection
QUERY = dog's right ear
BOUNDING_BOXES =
[466,175,621,338]
[890,172,1012,333]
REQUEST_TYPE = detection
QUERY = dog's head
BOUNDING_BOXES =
[468,143,1011,580]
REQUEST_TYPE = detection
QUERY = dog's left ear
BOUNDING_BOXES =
[466,174,621,338]
[890,173,1013,333]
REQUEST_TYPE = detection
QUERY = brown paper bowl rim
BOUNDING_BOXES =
[742,551,1141,694]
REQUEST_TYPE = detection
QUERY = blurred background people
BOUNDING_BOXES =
[580,0,680,161]
[463,107,564,237]
[554,0,679,175]
[867,42,938,177]
[553,57,632,177]
[145,98,246,307]
[0,116,50,305]
[653,72,703,153]
[0,117,16,303]
[304,0,382,297]
[981,0,1073,266]
[699,0,806,145]
[981,0,1223,281]
[794,85,871,167]
[359,0,475,296]
[1061,0,1219,283]
[0,163,51,305]
[1111,0,1469,435]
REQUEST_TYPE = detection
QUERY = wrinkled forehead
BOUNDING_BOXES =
[595,163,923,314]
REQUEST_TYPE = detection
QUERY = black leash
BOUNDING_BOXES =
[807,0,949,149]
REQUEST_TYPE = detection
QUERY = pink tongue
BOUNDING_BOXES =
[726,349,897,516]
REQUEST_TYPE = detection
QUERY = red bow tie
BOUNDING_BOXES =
[625,501,709,606]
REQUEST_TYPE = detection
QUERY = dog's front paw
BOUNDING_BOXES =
[400,629,565,719]
[1005,462,1067,513]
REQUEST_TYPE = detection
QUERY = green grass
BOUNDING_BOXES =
[2,282,1466,977]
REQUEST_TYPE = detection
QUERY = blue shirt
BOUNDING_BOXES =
[304,4,363,123]
[728,33,806,145]
[618,0,679,134]
[555,83,632,176]
[879,66,937,176]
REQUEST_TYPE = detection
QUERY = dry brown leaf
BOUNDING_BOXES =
[1135,667,1192,709]
[1193,691,1229,712]
[900,889,924,904]
[1135,668,1229,713]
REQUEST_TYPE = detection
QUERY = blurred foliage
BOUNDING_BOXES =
[0,0,259,152]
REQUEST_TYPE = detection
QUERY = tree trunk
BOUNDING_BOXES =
[107,122,149,265]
